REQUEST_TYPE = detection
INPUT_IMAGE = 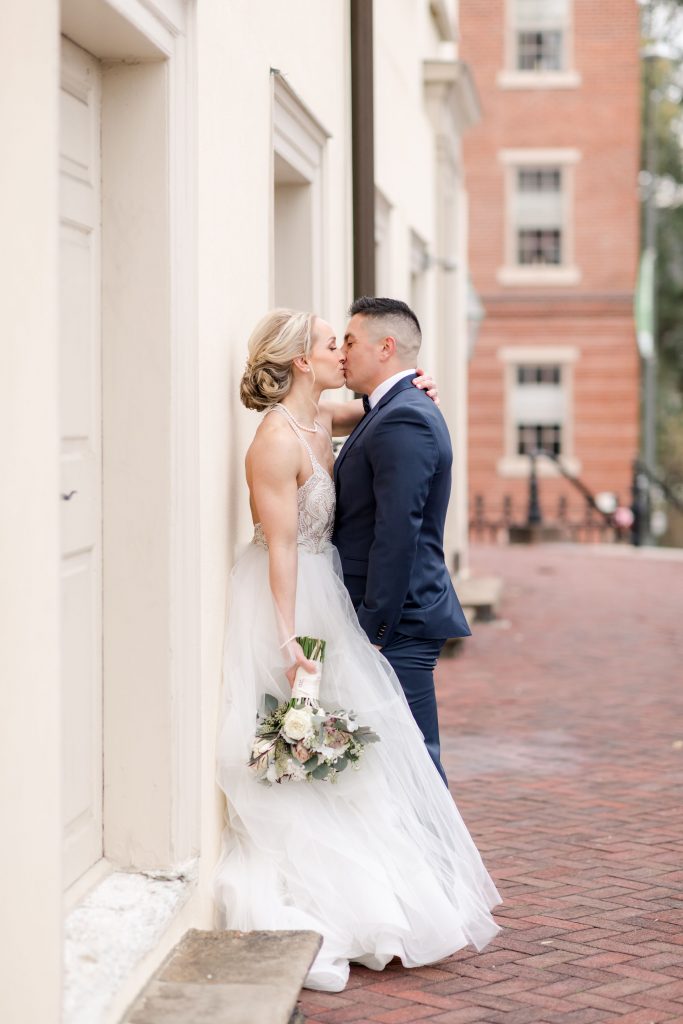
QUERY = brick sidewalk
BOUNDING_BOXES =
[297,543,683,1024]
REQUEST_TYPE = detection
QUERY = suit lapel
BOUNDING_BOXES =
[334,375,415,481]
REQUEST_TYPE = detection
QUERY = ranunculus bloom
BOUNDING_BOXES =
[293,741,313,762]
[324,727,348,749]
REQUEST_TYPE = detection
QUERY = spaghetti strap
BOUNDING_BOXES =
[268,403,320,475]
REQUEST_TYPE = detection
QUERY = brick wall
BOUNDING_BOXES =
[460,0,641,527]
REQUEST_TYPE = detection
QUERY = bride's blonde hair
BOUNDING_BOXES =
[240,308,315,412]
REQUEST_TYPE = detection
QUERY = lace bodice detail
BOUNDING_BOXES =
[252,405,336,554]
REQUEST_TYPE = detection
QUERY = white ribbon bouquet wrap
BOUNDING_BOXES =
[292,660,322,702]
[248,635,379,785]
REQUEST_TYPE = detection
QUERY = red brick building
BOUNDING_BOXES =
[459,0,640,533]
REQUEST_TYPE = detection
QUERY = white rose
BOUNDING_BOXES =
[281,706,314,742]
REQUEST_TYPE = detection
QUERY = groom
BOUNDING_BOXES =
[333,296,471,786]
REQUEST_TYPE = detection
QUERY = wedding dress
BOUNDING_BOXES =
[213,404,502,992]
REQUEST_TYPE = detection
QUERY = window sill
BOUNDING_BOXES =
[498,455,581,478]
[497,265,581,287]
[63,861,198,1024]
[496,70,582,90]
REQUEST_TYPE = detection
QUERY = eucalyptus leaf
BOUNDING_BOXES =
[263,693,278,714]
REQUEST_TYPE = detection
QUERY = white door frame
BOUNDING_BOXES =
[60,0,199,894]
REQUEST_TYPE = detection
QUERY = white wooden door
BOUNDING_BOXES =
[59,37,103,889]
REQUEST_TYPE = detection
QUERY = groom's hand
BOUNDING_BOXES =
[412,368,440,407]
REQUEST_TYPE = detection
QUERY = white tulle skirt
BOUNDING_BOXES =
[213,538,502,992]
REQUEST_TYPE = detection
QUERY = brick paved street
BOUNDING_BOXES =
[297,543,683,1024]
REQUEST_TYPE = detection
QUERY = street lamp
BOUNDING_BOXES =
[634,39,667,543]
[466,276,485,361]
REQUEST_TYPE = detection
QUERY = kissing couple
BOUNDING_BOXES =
[213,296,501,991]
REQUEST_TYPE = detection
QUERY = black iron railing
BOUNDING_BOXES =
[469,450,632,544]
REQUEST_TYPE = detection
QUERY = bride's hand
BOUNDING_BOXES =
[285,641,318,690]
[412,368,440,407]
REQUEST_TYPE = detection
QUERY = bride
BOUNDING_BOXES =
[213,308,501,992]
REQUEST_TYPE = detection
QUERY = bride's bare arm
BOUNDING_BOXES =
[248,423,316,684]
[320,368,440,436]
[320,397,365,436]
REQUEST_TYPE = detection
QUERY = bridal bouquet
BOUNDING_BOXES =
[248,635,380,785]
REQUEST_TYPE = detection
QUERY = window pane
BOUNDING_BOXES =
[513,167,563,236]
[517,423,562,455]
[517,364,562,385]
[517,229,562,265]
[518,169,561,193]
[517,30,563,71]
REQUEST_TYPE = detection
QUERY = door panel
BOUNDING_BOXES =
[59,37,103,889]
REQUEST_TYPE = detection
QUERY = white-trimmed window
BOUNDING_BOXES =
[498,0,580,89]
[497,346,580,477]
[272,74,329,311]
[516,167,563,266]
[498,149,580,286]
[516,0,567,71]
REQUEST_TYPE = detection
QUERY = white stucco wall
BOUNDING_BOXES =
[1,2,473,1018]
[195,0,353,927]
[0,1,63,1020]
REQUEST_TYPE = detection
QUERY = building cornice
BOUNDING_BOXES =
[423,59,481,139]
[429,0,456,42]
[479,291,636,319]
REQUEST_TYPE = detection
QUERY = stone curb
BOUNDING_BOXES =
[121,929,322,1024]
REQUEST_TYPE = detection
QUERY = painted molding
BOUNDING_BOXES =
[496,69,581,90]
[423,59,481,136]
[498,147,581,165]
[498,345,579,364]
[429,0,456,42]
[497,265,582,286]
[61,0,183,59]
[272,72,330,181]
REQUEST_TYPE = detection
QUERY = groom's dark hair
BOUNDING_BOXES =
[348,296,421,337]
[348,296,422,361]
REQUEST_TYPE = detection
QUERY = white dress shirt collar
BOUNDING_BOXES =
[368,368,416,410]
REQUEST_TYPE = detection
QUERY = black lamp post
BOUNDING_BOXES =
[527,451,543,526]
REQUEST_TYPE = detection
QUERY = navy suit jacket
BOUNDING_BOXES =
[332,375,471,647]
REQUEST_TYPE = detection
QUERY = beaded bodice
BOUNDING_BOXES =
[252,404,336,554]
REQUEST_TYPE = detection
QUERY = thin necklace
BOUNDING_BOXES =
[278,402,319,434]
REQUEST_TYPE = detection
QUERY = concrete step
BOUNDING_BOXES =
[455,574,503,622]
[121,929,322,1024]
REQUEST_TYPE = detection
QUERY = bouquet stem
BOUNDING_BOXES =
[296,635,326,661]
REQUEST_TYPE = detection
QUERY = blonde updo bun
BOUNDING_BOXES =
[240,308,315,412]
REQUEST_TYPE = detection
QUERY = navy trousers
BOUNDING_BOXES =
[380,632,448,786]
